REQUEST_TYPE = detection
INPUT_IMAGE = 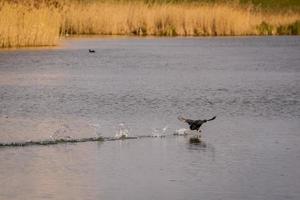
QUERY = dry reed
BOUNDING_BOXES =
[0,1,299,48]
[0,2,61,47]
[60,2,300,36]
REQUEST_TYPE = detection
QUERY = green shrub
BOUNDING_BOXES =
[277,20,300,35]
[257,21,273,35]
[289,20,300,35]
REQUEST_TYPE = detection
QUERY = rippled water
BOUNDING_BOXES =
[0,37,300,200]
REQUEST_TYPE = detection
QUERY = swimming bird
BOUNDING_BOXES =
[178,116,216,132]
[89,49,95,53]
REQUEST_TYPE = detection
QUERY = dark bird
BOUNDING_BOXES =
[178,116,216,132]
[89,49,95,53]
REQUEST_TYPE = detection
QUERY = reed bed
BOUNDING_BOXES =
[0,1,299,48]
[0,2,61,47]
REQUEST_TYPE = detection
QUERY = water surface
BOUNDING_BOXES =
[0,36,300,200]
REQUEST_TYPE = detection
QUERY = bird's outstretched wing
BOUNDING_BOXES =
[178,116,186,122]
[178,116,195,125]
[207,116,216,121]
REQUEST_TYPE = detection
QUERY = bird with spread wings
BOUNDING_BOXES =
[178,116,216,133]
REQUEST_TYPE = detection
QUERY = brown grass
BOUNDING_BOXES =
[0,1,299,48]
[0,2,61,47]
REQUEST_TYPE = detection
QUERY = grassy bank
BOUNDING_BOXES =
[0,0,300,48]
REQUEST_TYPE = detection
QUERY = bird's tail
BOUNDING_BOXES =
[206,116,216,122]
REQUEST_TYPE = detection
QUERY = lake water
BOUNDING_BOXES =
[0,36,300,200]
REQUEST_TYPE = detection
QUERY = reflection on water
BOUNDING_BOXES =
[0,37,300,200]
[187,140,207,149]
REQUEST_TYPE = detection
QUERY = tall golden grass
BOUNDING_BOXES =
[60,2,300,36]
[0,2,61,47]
[0,1,299,47]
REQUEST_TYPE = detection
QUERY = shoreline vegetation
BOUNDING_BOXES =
[0,0,300,48]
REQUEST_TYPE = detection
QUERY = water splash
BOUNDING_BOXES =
[174,128,201,139]
[0,127,203,148]
[152,126,168,137]
[0,136,104,147]
[162,126,168,133]
[174,128,188,135]
[152,128,160,137]
[115,123,129,139]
